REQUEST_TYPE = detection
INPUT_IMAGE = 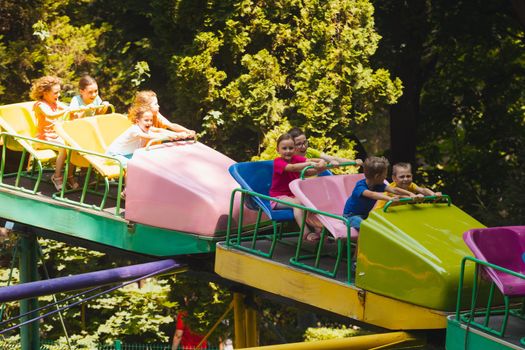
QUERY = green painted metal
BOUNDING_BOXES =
[299,161,357,180]
[19,234,40,350]
[0,132,125,215]
[455,257,525,345]
[446,317,517,350]
[0,189,216,256]
[226,187,353,281]
[383,194,451,212]
[355,203,485,311]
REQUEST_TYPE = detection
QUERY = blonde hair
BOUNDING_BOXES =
[133,90,157,106]
[30,76,62,101]
[392,162,412,176]
[128,105,153,124]
[363,156,389,179]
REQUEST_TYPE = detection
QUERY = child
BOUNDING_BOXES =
[69,75,110,118]
[289,127,363,167]
[343,157,419,230]
[30,76,79,191]
[375,162,442,209]
[269,133,327,242]
[132,91,195,139]
[106,105,182,169]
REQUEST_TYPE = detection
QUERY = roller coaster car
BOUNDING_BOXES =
[226,160,489,312]
[447,227,525,349]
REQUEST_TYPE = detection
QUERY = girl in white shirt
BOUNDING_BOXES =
[106,105,180,168]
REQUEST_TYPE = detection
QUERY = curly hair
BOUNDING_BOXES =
[128,105,153,124]
[29,76,62,101]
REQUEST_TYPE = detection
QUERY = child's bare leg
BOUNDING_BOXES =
[274,197,319,240]
[54,149,66,179]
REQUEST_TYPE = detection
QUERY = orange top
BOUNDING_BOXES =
[34,101,64,140]
[153,112,170,129]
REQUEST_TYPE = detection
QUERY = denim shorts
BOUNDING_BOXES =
[343,213,365,230]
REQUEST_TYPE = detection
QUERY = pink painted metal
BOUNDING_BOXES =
[125,141,255,236]
[289,174,364,241]
[463,226,525,296]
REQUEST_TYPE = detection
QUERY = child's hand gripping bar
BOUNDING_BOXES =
[62,104,116,120]
[383,194,451,213]
[300,161,358,180]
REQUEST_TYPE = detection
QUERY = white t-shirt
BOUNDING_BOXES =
[106,124,147,156]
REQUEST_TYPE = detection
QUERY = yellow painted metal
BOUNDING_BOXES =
[233,292,260,347]
[234,292,247,349]
[245,306,259,347]
[238,331,422,350]
[215,244,447,330]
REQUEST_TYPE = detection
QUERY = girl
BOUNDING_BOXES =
[269,133,327,242]
[69,75,110,118]
[132,90,195,139]
[30,76,79,191]
[106,105,182,169]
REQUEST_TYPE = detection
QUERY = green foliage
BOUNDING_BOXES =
[379,0,525,225]
[303,326,361,341]
[170,0,402,160]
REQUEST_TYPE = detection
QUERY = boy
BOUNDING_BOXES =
[343,157,417,230]
[376,162,441,209]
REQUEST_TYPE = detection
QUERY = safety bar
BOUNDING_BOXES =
[145,135,197,150]
[383,194,451,213]
[300,161,358,180]
[62,104,115,120]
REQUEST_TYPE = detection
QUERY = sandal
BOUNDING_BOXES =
[51,175,63,191]
[67,176,80,190]
[304,231,321,242]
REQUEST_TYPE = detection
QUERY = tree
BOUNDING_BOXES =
[373,0,525,224]
[169,0,402,160]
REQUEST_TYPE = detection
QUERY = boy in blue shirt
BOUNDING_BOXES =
[343,156,418,230]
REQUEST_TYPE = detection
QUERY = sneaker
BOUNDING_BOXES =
[51,175,63,191]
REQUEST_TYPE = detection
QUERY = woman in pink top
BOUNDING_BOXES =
[269,133,326,241]
[30,76,78,191]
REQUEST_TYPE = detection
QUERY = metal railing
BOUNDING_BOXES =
[0,132,125,216]
[455,256,525,345]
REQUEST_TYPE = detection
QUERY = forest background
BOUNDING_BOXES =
[0,0,524,347]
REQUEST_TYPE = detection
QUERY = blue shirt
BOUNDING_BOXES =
[343,179,387,217]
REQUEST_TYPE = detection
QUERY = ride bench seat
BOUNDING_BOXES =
[290,174,363,242]
[0,101,58,193]
[55,113,131,180]
[54,113,131,212]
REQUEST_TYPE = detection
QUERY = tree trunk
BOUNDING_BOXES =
[389,61,420,165]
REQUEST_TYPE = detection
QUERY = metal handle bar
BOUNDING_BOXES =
[383,194,451,212]
[300,161,357,180]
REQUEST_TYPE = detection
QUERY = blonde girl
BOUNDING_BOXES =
[132,90,195,139]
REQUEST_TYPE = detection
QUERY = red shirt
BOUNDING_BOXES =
[269,155,307,197]
[176,311,207,349]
